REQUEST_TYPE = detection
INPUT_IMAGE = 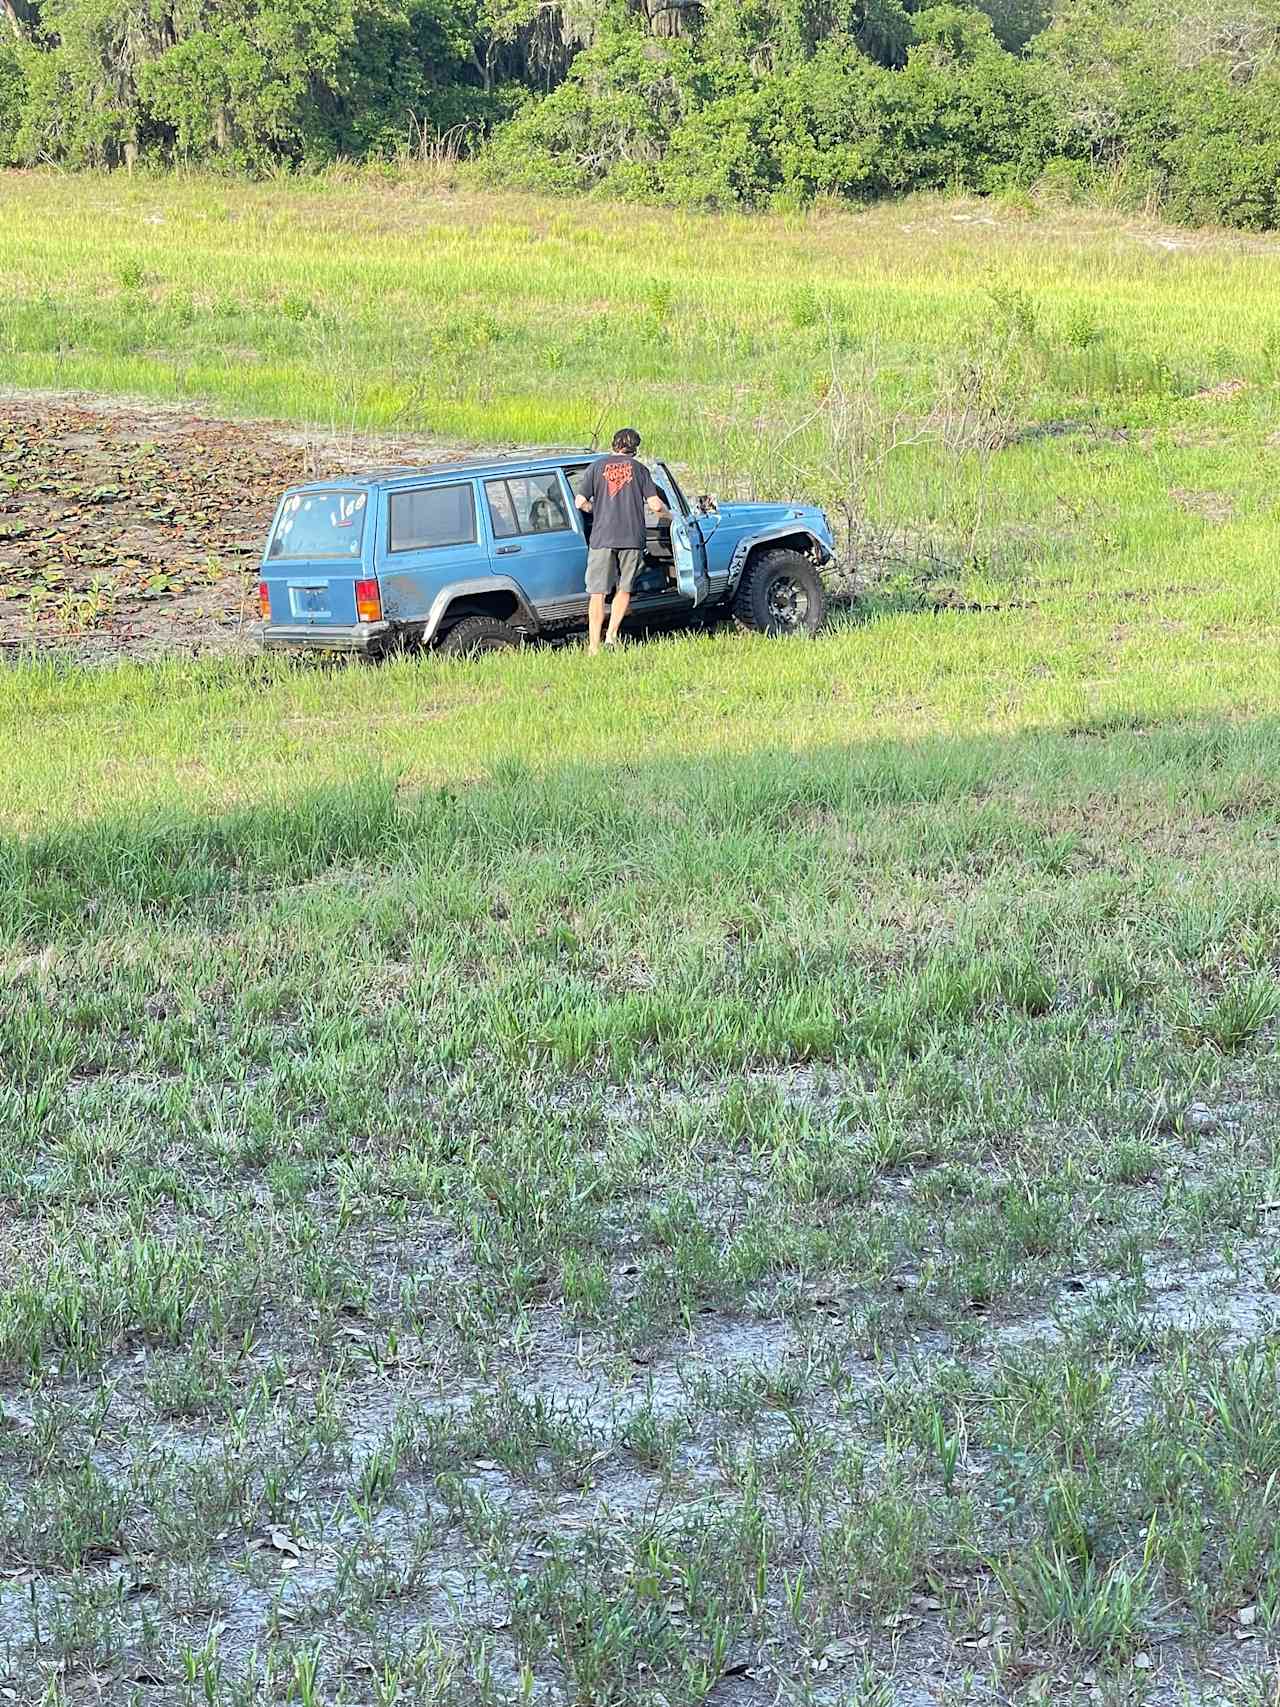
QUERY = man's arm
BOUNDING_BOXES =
[576,494,593,513]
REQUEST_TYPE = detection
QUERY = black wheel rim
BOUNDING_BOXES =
[765,573,810,630]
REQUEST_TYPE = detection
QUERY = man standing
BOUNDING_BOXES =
[575,427,671,654]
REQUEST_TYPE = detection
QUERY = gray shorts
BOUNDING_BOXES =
[586,547,643,595]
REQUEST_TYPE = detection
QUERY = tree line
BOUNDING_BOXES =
[3,0,1279,228]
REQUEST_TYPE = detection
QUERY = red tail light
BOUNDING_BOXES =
[258,581,270,621]
[355,579,382,623]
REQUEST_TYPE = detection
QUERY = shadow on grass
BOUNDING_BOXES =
[6,713,1278,938]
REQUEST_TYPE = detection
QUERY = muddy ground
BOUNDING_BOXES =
[0,392,520,664]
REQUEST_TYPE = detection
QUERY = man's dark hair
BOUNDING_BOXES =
[611,427,642,454]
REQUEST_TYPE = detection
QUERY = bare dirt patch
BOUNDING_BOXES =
[0,391,509,664]
[1190,377,1251,403]
[1170,487,1236,524]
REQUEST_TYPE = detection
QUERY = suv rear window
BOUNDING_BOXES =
[389,483,477,553]
[269,490,367,560]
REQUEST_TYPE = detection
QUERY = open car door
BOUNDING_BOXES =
[670,510,710,607]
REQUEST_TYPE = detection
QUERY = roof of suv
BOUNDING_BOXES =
[289,452,597,496]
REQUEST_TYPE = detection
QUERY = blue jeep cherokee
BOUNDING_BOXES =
[258,451,833,656]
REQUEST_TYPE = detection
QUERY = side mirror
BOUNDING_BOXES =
[697,494,717,514]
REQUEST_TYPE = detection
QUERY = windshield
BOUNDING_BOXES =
[268,490,367,561]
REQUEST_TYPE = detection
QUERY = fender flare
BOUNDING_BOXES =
[418,576,540,643]
[727,526,833,589]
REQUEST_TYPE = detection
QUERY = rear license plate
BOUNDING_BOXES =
[292,584,330,619]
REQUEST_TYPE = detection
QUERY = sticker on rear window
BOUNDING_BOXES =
[270,491,367,559]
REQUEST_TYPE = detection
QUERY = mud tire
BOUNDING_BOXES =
[732,548,827,637]
[438,615,523,656]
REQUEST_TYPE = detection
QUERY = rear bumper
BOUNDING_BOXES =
[259,621,393,655]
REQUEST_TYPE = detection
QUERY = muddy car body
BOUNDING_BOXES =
[257,452,833,655]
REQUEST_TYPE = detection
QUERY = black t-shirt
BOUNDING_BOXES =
[582,454,660,550]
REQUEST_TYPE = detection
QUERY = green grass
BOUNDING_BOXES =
[3,172,1280,1700]
[3,170,1278,450]
[4,169,1279,658]
[5,661,1280,1699]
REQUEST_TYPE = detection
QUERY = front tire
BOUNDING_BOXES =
[438,615,523,657]
[733,548,827,637]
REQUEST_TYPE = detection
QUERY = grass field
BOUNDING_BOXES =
[3,172,1280,1703]
[4,170,1279,448]
[3,170,1280,631]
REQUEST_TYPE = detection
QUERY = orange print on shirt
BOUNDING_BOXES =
[602,460,634,498]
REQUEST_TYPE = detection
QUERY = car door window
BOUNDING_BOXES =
[486,481,520,540]
[562,464,593,538]
[389,482,477,553]
[485,473,571,540]
[655,462,690,517]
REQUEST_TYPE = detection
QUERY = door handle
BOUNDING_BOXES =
[495,544,522,555]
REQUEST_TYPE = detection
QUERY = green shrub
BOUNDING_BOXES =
[532,25,1061,212]
[481,30,702,195]
[0,39,26,166]
[1158,69,1280,231]
[2,0,1280,231]
[8,0,496,170]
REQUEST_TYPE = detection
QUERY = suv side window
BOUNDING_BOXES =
[389,482,477,553]
[485,473,571,540]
